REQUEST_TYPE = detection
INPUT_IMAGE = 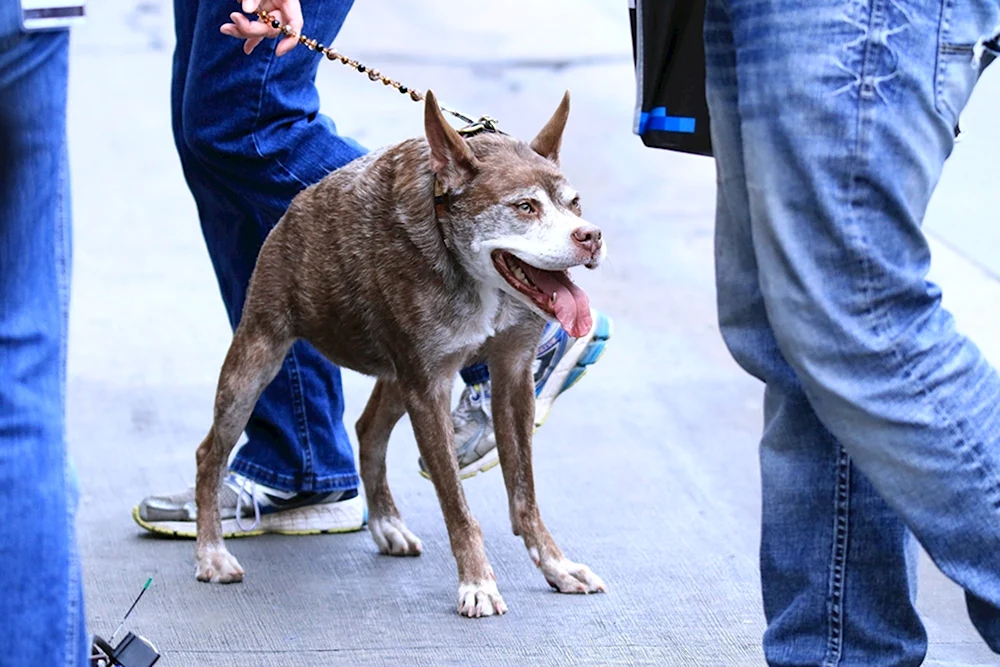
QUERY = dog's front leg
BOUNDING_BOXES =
[402,380,506,618]
[488,332,607,595]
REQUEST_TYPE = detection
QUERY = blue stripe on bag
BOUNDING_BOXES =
[638,107,696,134]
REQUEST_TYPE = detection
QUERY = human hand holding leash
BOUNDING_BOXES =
[220,0,303,56]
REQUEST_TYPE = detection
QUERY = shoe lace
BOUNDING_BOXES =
[454,384,484,418]
[233,476,262,532]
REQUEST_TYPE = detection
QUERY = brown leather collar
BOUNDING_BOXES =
[433,178,449,219]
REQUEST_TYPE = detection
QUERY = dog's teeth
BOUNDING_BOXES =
[552,292,558,304]
[513,266,527,281]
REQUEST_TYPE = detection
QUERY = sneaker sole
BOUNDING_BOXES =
[131,495,366,539]
[534,311,613,430]
[420,312,613,481]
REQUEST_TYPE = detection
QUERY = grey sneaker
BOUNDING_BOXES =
[419,309,612,480]
[132,473,365,538]
[448,382,497,479]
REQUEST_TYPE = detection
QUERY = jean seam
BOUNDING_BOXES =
[934,0,958,119]
[823,448,852,667]
[844,0,885,340]
[248,43,273,163]
[284,345,316,489]
[248,45,312,191]
[56,96,81,663]
[822,3,878,663]
[65,460,83,664]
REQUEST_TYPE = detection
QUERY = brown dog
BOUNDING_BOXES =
[193,90,607,617]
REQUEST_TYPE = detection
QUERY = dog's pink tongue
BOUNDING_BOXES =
[524,267,592,338]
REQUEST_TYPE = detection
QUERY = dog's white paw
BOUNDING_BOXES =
[369,516,422,556]
[195,548,244,584]
[457,578,507,618]
[540,558,606,594]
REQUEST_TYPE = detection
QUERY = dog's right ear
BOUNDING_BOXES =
[424,90,478,189]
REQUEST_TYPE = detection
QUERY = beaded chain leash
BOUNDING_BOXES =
[252,6,502,135]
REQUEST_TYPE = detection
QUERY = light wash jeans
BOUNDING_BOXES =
[0,1,88,664]
[705,0,1000,664]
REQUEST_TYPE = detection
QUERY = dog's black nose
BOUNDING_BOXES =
[572,225,603,255]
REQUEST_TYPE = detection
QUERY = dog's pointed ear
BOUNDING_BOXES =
[530,90,570,164]
[424,90,478,189]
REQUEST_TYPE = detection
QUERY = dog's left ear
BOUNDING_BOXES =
[530,90,570,164]
[424,89,479,190]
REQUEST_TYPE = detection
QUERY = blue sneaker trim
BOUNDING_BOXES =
[534,328,570,397]
[576,338,607,368]
[591,312,612,341]
[561,367,588,393]
[557,312,612,394]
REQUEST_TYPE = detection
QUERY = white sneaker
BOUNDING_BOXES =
[132,473,365,538]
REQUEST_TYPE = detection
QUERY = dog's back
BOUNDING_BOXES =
[247,137,495,380]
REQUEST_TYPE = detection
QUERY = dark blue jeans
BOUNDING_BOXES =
[171,0,364,493]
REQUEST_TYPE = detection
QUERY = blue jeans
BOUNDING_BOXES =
[705,0,1000,664]
[171,0,366,493]
[0,3,88,664]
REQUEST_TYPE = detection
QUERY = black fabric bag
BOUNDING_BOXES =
[630,0,712,157]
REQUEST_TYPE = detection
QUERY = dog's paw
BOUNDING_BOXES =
[540,558,606,594]
[457,579,507,618]
[369,516,422,556]
[195,548,245,584]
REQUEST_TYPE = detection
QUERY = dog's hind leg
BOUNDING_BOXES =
[195,321,292,584]
[356,379,422,556]
[487,325,607,595]
[402,378,507,618]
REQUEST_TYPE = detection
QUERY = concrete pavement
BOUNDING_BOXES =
[68,1,1000,665]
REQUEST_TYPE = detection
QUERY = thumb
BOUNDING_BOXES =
[242,0,259,13]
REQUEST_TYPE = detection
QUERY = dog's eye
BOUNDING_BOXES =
[570,196,581,209]
[516,201,535,214]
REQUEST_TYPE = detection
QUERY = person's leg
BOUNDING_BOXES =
[705,3,926,663]
[0,7,87,664]
[178,0,364,494]
[135,0,366,537]
[709,0,1000,661]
